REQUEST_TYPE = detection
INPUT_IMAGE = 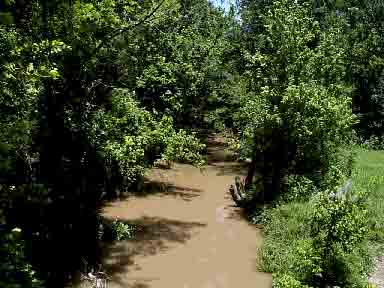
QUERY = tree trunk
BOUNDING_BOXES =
[244,133,258,191]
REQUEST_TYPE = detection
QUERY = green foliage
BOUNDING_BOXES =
[1,0,219,284]
[282,175,316,202]
[261,194,372,287]
[279,84,354,144]
[110,220,134,241]
[321,147,356,191]
[311,190,369,286]
[236,0,384,286]
[359,135,384,151]
[272,274,311,288]
[161,130,206,166]
[343,1,384,139]
[233,0,356,204]
[2,0,384,285]
[88,89,205,184]
[260,201,319,284]
[241,0,384,140]
[0,228,43,288]
[97,216,137,241]
[104,220,136,241]
[259,150,383,287]
[107,0,235,127]
[352,149,384,247]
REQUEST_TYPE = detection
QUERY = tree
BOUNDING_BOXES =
[232,0,355,204]
[0,0,213,285]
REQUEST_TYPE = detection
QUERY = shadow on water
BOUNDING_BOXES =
[100,216,206,286]
[206,148,239,164]
[130,180,203,202]
[204,134,248,176]
[128,282,151,288]
[5,134,244,287]
[210,162,248,176]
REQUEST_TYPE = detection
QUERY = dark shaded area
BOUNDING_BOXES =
[1,3,140,287]
[205,135,242,164]
[129,282,151,288]
[223,188,268,224]
[204,134,287,206]
[222,199,248,222]
[132,180,203,201]
[207,146,239,164]
[100,216,206,286]
[204,134,249,178]
[210,162,248,176]
[1,52,129,287]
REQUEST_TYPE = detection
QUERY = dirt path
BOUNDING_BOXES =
[101,137,272,288]
[370,257,384,288]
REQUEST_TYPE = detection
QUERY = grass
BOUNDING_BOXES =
[259,201,315,283]
[258,147,384,287]
[353,148,384,249]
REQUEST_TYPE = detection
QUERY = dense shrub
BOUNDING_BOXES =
[272,274,311,288]
[310,190,370,286]
[320,147,356,191]
[259,201,316,284]
[231,0,356,204]
[88,89,205,191]
[281,175,316,202]
[0,227,43,288]
[0,0,215,284]
[259,148,384,287]
[260,181,372,287]
[358,135,384,151]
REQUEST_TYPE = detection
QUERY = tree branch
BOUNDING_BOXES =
[93,0,167,56]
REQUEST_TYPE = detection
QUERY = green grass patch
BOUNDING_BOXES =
[353,148,384,249]
[259,201,316,283]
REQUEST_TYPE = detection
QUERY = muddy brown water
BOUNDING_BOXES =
[101,137,272,287]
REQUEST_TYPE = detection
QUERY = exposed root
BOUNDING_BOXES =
[230,176,247,207]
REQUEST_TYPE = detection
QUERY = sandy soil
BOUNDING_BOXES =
[101,136,272,288]
[370,256,384,288]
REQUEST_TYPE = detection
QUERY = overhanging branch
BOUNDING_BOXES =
[93,0,167,56]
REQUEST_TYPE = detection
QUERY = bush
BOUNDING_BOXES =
[366,136,384,151]
[310,190,370,286]
[109,220,135,241]
[281,175,316,202]
[0,227,43,288]
[161,130,206,166]
[260,183,372,287]
[260,149,384,287]
[89,90,205,187]
[272,274,311,288]
[321,147,356,191]
[260,201,318,284]
[97,217,136,242]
